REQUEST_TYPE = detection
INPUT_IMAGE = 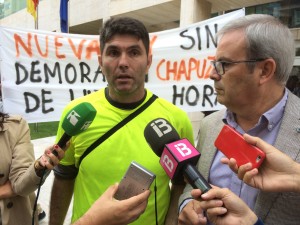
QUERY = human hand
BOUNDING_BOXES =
[178,199,207,225]
[37,144,66,170]
[0,180,16,199]
[74,183,150,225]
[195,187,257,225]
[221,134,299,192]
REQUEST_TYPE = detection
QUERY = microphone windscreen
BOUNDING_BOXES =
[144,118,180,156]
[62,102,97,136]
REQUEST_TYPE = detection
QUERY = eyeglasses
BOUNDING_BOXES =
[210,59,266,76]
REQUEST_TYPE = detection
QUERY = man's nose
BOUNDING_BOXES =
[119,53,129,69]
[209,68,221,81]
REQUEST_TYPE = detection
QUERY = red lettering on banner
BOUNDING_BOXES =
[156,56,215,81]
[85,40,100,59]
[14,33,33,57]
[188,58,198,79]
[68,39,86,60]
[176,60,189,80]
[14,32,100,60]
[149,35,157,55]
[34,35,48,58]
[156,59,168,81]
[55,36,65,59]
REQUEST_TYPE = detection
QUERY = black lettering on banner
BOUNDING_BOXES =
[30,60,42,83]
[83,89,92,95]
[24,92,40,113]
[172,85,185,105]
[41,89,54,113]
[179,30,195,50]
[179,24,218,51]
[69,88,98,101]
[15,62,28,85]
[69,89,74,100]
[44,62,63,84]
[196,27,201,50]
[65,63,77,84]
[80,62,91,83]
[205,24,218,49]
[186,85,199,106]
[15,61,104,84]
[94,66,105,82]
[24,90,54,113]
[172,84,218,108]
[202,84,214,107]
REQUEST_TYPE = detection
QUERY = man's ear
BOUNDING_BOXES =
[147,53,152,71]
[259,58,276,84]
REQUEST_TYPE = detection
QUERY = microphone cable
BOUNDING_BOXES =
[154,178,158,225]
[31,165,50,225]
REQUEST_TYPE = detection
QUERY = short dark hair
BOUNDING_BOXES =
[99,17,150,55]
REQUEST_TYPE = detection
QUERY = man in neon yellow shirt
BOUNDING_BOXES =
[49,17,194,225]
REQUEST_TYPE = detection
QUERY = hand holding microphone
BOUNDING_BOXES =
[32,102,97,225]
[34,144,66,174]
[35,102,97,175]
[144,118,211,193]
[53,102,97,155]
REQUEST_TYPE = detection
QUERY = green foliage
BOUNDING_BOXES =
[29,121,59,140]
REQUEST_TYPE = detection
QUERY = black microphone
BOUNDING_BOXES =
[144,118,211,193]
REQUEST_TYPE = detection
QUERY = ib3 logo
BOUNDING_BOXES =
[174,143,192,157]
[150,118,172,137]
[162,141,193,174]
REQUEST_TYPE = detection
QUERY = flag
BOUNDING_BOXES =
[27,0,39,20]
[60,0,69,33]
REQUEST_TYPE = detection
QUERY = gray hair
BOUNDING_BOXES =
[217,14,295,84]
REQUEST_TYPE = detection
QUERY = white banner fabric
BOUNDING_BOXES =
[0,9,244,122]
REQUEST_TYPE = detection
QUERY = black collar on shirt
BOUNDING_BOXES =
[104,87,147,110]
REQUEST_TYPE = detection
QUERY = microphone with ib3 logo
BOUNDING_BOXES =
[144,118,211,193]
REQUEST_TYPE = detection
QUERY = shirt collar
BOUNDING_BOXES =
[223,88,288,131]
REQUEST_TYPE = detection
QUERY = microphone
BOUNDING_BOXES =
[32,102,96,225]
[53,102,97,155]
[144,118,211,193]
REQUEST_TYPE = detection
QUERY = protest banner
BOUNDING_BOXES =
[0,9,244,122]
